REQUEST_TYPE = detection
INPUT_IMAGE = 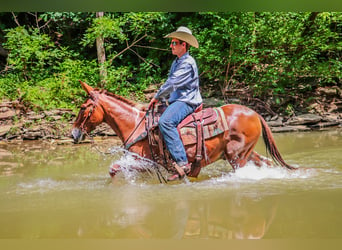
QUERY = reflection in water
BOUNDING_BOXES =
[48,182,278,239]
[184,195,277,239]
[180,193,278,239]
[0,130,341,238]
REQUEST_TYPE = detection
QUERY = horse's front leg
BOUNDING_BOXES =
[109,163,121,177]
[108,154,142,177]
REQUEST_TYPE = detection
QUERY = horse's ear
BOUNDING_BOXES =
[79,80,94,95]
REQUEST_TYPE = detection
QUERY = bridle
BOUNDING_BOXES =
[78,100,95,135]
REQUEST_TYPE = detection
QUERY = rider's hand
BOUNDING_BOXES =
[148,98,158,110]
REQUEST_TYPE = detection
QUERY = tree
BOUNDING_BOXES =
[0,12,341,113]
[95,12,107,86]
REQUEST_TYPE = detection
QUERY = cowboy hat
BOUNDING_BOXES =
[164,26,199,48]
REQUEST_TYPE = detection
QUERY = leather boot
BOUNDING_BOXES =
[167,163,191,181]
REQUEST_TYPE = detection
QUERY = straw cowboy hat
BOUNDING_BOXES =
[164,26,199,48]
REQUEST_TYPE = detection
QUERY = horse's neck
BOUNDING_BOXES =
[99,94,145,142]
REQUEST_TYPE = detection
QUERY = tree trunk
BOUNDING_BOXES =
[296,12,320,54]
[0,45,8,57]
[301,12,319,37]
[96,12,107,87]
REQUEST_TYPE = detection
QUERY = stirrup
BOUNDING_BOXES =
[167,163,191,181]
[182,163,191,175]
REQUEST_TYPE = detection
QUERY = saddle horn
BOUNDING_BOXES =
[79,80,94,95]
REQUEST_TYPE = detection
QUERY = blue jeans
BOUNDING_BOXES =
[158,101,196,166]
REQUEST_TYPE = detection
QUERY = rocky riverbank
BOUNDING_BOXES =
[0,100,115,142]
[1,96,341,142]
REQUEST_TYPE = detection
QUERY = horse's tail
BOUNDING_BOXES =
[258,114,296,170]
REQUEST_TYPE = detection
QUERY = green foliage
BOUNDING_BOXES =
[39,12,93,53]
[1,25,100,110]
[56,58,99,86]
[193,12,259,89]
[0,12,341,113]
[81,16,126,49]
[4,26,63,80]
[40,12,91,25]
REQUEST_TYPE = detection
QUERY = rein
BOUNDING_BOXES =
[122,113,146,149]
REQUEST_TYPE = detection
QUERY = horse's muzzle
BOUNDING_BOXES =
[71,128,84,144]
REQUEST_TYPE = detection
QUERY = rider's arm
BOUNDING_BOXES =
[154,62,194,101]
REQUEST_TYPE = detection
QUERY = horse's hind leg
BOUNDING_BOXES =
[224,132,261,171]
[248,151,273,167]
[224,134,249,170]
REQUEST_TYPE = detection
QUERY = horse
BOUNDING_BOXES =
[72,80,295,180]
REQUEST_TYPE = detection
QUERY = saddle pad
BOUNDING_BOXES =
[178,107,217,128]
[180,107,229,146]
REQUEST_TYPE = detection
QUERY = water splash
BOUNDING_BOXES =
[109,147,168,184]
[230,162,316,181]
[107,147,319,185]
[18,178,60,191]
[16,178,72,195]
[15,176,107,195]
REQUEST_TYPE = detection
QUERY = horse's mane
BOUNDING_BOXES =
[98,89,147,111]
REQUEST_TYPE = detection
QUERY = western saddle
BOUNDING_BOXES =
[145,103,218,177]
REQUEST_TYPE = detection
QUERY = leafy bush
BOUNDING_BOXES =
[0,12,341,114]
[4,26,64,80]
[1,26,99,110]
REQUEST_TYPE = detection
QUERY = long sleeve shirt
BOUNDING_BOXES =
[154,52,202,107]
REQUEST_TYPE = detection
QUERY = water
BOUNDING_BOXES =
[0,130,341,239]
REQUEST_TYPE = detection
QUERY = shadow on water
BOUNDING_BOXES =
[0,129,341,238]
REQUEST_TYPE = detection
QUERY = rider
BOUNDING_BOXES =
[148,26,202,181]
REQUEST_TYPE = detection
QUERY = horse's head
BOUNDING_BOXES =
[72,81,105,143]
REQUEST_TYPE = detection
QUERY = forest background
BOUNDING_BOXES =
[0,12,341,116]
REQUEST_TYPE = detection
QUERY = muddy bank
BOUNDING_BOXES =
[1,96,341,142]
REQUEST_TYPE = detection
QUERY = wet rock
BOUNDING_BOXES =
[323,114,342,122]
[93,123,116,136]
[309,121,341,129]
[0,110,16,120]
[0,125,12,137]
[44,109,73,117]
[50,115,63,121]
[317,86,341,97]
[286,114,322,126]
[23,131,43,140]
[271,125,311,133]
[267,117,283,127]
[29,126,44,133]
[27,112,45,120]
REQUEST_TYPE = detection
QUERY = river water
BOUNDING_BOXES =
[0,130,341,239]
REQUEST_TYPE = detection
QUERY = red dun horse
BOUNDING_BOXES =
[72,81,295,179]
